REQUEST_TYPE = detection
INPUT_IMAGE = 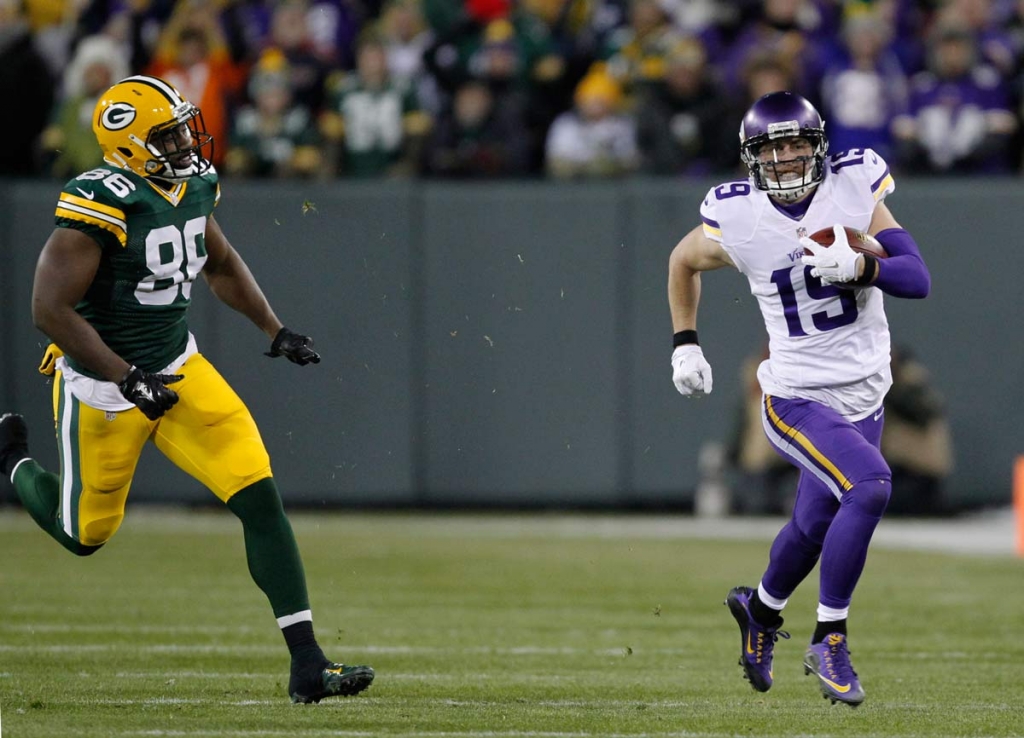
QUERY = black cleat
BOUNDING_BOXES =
[0,413,30,478]
[290,661,375,704]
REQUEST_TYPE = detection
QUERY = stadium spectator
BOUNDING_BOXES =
[145,0,246,169]
[600,0,684,95]
[22,0,82,75]
[225,50,324,178]
[513,0,590,172]
[320,31,431,176]
[891,23,1017,174]
[262,0,334,113]
[41,34,130,179]
[423,78,531,176]
[380,0,441,113]
[720,0,836,107]
[881,345,954,516]
[545,63,638,178]
[634,36,736,175]
[658,0,737,36]
[725,51,799,138]
[0,0,54,176]
[725,346,798,516]
[939,0,1017,77]
[305,0,364,69]
[424,10,560,171]
[819,10,908,161]
[71,0,179,74]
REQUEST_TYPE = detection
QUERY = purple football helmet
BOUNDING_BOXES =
[739,92,828,202]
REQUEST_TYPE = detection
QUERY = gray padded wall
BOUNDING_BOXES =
[208,182,418,505]
[1,179,1019,508]
[419,184,623,504]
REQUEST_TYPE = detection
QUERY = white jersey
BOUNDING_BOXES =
[700,148,895,419]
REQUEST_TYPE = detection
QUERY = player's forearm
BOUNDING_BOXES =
[206,266,283,339]
[32,304,130,382]
[668,259,702,332]
[872,228,931,299]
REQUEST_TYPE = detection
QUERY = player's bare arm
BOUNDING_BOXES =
[666,225,733,397]
[667,224,734,332]
[202,214,284,341]
[31,228,132,383]
[867,200,901,235]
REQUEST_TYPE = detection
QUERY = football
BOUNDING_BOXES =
[804,226,888,259]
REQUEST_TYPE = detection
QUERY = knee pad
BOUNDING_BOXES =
[79,513,124,547]
[846,477,892,518]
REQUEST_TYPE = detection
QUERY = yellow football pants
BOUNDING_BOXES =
[51,353,272,546]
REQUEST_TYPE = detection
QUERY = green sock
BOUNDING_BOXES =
[13,460,101,557]
[227,478,311,619]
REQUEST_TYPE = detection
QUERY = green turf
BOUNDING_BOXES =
[0,511,1021,737]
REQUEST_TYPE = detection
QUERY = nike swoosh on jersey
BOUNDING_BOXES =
[874,409,884,421]
[76,188,95,200]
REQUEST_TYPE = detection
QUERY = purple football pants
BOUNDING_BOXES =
[758,395,891,610]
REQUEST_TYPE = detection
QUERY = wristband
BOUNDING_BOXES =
[673,330,699,347]
[118,365,138,388]
[848,255,878,287]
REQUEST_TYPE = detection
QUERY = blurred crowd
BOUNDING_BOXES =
[4,0,1024,180]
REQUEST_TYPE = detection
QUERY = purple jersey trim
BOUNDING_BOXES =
[870,165,892,192]
[770,193,815,221]
[702,215,721,229]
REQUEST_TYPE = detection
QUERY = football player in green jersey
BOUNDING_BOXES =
[0,75,374,704]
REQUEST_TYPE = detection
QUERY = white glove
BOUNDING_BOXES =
[671,345,713,396]
[800,224,863,285]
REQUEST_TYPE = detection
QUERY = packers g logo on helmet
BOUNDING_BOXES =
[93,75,213,183]
[100,102,137,131]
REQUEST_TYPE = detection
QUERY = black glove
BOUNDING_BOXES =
[118,366,184,420]
[265,327,321,365]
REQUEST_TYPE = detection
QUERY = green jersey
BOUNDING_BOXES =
[328,75,419,177]
[54,164,220,377]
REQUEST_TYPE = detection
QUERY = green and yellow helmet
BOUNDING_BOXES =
[93,75,214,183]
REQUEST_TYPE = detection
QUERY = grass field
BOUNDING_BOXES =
[0,510,1021,738]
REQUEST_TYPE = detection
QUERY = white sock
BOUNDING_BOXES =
[817,604,849,622]
[757,582,788,611]
[277,609,313,629]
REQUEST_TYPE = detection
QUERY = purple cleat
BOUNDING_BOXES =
[724,585,790,692]
[803,633,866,706]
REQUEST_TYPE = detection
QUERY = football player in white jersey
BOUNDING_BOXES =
[667,91,931,706]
